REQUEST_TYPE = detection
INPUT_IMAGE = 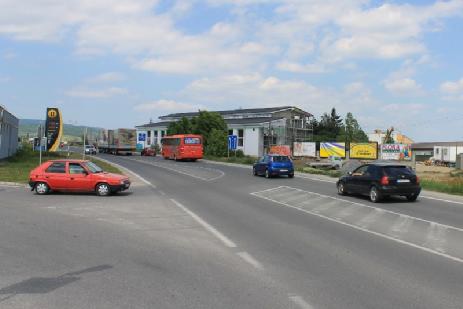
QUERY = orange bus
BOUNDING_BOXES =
[161,134,203,161]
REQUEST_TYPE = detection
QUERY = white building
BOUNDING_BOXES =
[0,105,19,159]
[412,142,463,163]
[136,106,313,157]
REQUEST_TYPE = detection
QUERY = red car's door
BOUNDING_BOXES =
[67,162,95,192]
[43,162,68,190]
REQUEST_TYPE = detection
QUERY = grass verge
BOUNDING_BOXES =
[420,179,463,196]
[0,145,122,184]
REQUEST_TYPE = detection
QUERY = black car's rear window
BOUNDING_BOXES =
[382,166,414,177]
[271,156,290,162]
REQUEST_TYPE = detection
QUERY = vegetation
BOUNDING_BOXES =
[204,155,257,165]
[167,111,228,156]
[420,179,463,196]
[19,119,102,142]
[0,144,122,184]
[311,108,368,143]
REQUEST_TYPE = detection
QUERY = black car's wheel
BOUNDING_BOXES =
[96,183,111,196]
[406,194,418,202]
[265,169,271,178]
[288,173,294,178]
[369,186,382,203]
[337,182,347,195]
[253,167,258,176]
[35,182,49,195]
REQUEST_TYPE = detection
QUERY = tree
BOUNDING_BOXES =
[205,129,228,156]
[318,107,343,140]
[344,112,368,142]
[167,117,192,135]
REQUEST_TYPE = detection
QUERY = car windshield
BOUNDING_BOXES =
[382,166,414,177]
[83,161,103,173]
[271,156,290,162]
[85,145,94,149]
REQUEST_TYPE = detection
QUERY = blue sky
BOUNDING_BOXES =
[1,0,463,141]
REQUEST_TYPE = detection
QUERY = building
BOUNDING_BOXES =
[0,105,19,159]
[136,106,313,157]
[411,141,463,163]
[368,129,414,145]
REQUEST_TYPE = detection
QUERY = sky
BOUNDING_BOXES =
[1,0,463,142]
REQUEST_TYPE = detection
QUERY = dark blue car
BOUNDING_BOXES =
[253,154,294,178]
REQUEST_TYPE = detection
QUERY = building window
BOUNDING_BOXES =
[228,129,233,136]
[238,129,244,147]
[147,131,151,145]
[436,148,440,155]
[161,130,165,137]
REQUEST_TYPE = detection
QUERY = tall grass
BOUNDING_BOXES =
[420,179,463,196]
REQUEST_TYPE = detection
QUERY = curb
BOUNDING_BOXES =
[0,181,27,188]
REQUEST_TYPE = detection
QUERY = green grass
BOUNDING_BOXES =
[420,179,463,196]
[0,144,122,184]
[296,167,342,178]
[204,155,257,165]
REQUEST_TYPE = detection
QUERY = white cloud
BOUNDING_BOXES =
[65,87,128,98]
[380,103,425,114]
[134,100,203,112]
[440,78,463,100]
[0,76,11,83]
[383,78,423,95]
[86,72,126,83]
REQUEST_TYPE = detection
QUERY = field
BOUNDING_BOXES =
[415,163,463,195]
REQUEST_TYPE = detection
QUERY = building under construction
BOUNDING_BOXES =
[136,106,314,157]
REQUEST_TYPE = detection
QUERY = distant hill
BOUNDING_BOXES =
[19,119,103,142]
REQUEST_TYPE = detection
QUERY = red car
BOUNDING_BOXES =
[141,147,156,156]
[29,159,130,196]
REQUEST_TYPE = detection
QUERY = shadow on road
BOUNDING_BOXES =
[0,265,113,302]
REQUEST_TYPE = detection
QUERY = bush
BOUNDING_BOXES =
[205,129,228,157]
[235,149,245,157]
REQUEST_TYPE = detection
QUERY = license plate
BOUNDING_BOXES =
[397,179,410,183]
[280,169,288,172]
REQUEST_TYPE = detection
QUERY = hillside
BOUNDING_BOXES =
[19,119,103,142]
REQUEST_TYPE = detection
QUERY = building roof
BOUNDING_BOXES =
[136,121,172,128]
[136,117,285,129]
[412,142,463,149]
[159,106,310,119]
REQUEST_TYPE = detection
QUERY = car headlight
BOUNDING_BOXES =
[120,180,125,184]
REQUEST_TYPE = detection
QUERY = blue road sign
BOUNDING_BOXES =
[138,133,146,142]
[228,135,238,150]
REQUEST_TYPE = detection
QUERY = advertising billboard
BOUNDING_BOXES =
[45,107,63,152]
[350,142,378,160]
[320,142,346,158]
[381,144,412,161]
[293,142,316,157]
[269,145,291,156]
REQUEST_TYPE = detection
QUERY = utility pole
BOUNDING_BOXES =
[38,124,43,165]
[83,127,87,160]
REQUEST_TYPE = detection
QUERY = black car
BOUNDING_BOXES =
[336,163,421,203]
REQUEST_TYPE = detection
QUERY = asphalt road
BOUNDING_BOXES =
[1,153,463,309]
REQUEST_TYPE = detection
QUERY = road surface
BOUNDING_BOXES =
[1,154,462,309]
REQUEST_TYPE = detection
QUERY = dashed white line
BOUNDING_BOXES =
[288,294,314,309]
[421,195,463,205]
[236,251,264,270]
[170,199,237,248]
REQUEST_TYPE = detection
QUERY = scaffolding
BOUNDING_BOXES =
[263,115,314,152]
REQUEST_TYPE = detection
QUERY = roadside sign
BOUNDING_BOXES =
[228,135,238,150]
[138,133,146,142]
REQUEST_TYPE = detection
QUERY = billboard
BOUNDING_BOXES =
[320,142,346,158]
[293,142,316,157]
[381,144,412,161]
[45,107,63,152]
[269,145,291,156]
[350,142,378,160]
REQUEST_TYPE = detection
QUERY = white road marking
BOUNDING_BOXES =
[420,195,463,205]
[252,187,463,264]
[390,215,413,236]
[236,251,264,270]
[424,222,447,253]
[170,199,237,248]
[288,294,314,309]
[252,186,463,233]
[357,208,385,228]
[92,156,154,187]
[158,190,166,196]
[126,157,225,182]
